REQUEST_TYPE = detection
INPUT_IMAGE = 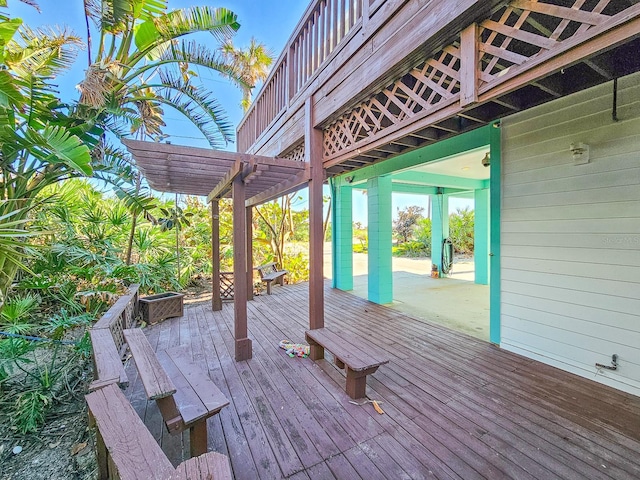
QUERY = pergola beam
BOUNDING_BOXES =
[207,161,243,203]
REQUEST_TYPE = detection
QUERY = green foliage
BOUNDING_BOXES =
[392,241,429,258]
[449,207,474,254]
[281,252,309,284]
[393,205,424,243]
[353,222,367,253]
[410,217,432,257]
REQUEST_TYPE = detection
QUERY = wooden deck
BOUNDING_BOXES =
[124,282,640,479]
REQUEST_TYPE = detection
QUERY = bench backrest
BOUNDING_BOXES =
[256,262,279,277]
[90,284,140,391]
[86,383,175,480]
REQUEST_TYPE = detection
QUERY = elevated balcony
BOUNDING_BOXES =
[237,0,640,174]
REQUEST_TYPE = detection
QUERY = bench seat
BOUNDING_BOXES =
[124,328,229,457]
[255,262,287,295]
[305,327,390,399]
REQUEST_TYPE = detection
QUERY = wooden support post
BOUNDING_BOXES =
[305,97,325,332]
[233,175,251,361]
[211,200,222,311]
[189,421,208,458]
[460,23,479,107]
[246,206,253,301]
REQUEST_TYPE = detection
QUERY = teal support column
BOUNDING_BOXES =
[489,123,501,345]
[431,193,449,274]
[367,176,393,304]
[332,184,353,290]
[474,188,489,285]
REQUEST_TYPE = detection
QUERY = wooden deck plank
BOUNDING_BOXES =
[245,300,372,452]
[156,315,185,466]
[193,305,261,479]
[216,307,307,477]
[128,282,640,480]
[213,304,286,479]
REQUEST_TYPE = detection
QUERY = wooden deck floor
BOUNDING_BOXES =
[124,282,640,480]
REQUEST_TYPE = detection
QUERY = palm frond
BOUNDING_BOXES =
[6,26,83,79]
[23,125,93,175]
[132,7,239,60]
[128,75,233,147]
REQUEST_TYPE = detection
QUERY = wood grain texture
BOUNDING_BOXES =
[124,328,177,400]
[125,282,640,479]
[85,384,175,480]
[89,328,128,390]
[173,451,232,480]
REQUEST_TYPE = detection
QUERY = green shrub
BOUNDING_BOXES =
[392,241,429,257]
[449,207,474,254]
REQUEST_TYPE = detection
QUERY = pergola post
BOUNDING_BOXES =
[306,98,325,347]
[246,206,254,301]
[211,200,222,311]
[233,175,251,361]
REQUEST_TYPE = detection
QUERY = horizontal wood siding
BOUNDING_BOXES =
[500,72,640,396]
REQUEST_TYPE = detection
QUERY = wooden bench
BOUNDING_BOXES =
[89,329,128,391]
[123,328,230,457]
[305,327,390,399]
[86,383,231,480]
[255,262,287,295]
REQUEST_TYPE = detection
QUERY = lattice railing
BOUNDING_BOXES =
[323,0,636,161]
[281,143,306,162]
[477,0,626,89]
[92,284,140,356]
[220,272,234,301]
[323,43,461,158]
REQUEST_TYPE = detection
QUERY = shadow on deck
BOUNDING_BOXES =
[124,282,640,480]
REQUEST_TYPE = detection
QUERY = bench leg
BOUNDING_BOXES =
[345,369,367,399]
[266,280,272,295]
[93,419,109,480]
[345,366,380,399]
[309,343,324,361]
[190,420,208,457]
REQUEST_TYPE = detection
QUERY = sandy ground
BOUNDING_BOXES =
[323,243,490,341]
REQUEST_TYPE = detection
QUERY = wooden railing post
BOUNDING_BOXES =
[211,201,222,311]
[246,206,253,301]
[306,97,325,330]
[232,176,251,361]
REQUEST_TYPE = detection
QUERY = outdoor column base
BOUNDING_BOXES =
[309,344,324,361]
[235,338,252,361]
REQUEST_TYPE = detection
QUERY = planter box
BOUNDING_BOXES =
[139,292,184,324]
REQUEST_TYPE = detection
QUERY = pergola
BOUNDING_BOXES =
[123,137,324,361]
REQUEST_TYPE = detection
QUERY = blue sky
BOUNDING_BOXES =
[13,0,472,224]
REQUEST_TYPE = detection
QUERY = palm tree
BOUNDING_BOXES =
[78,0,248,147]
[0,6,99,308]
[220,37,274,112]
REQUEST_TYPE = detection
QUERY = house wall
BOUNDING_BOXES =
[500,72,640,396]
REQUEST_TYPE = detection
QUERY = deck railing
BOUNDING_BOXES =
[237,0,369,153]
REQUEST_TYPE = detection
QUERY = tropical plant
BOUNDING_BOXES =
[78,0,247,147]
[449,207,474,254]
[393,205,424,243]
[220,37,274,111]
[254,194,304,268]
[0,5,100,310]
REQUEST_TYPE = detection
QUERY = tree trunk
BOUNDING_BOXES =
[125,175,142,265]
